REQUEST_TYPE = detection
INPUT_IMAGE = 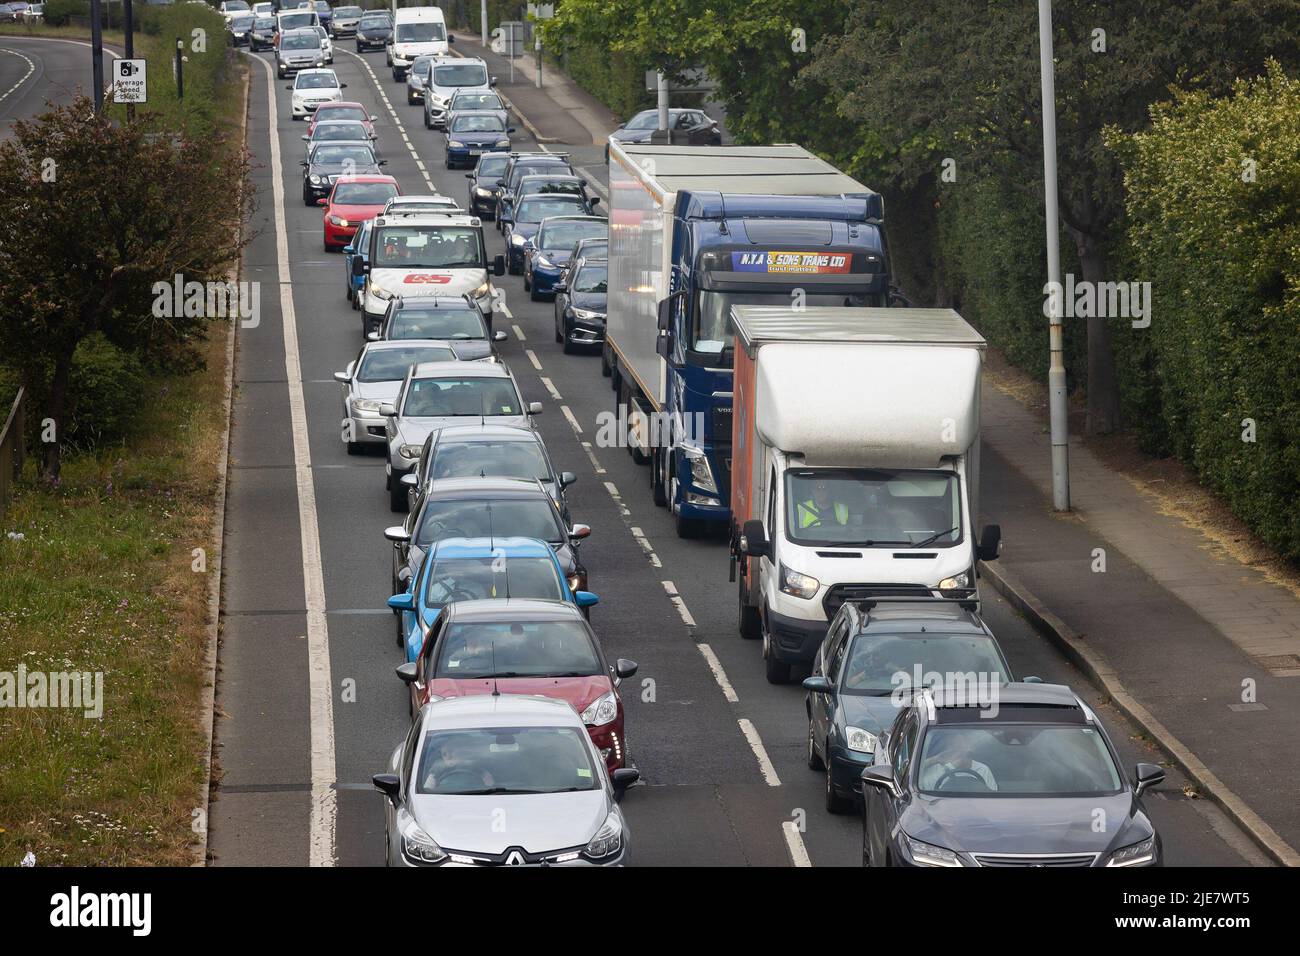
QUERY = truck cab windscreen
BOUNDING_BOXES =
[691,291,876,366]
[785,469,962,548]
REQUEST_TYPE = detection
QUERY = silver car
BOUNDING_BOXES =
[328,3,361,35]
[334,340,461,454]
[276,28,326,78]
[404,54,438,106]
[372,694,637,867]
[382,360,542,511]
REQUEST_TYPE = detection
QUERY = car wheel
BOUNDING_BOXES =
[423,111,431,129]
[554,311,563,344]
[807,720,825,771]
[389,475,408,513]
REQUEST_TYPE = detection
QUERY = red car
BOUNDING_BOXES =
[308,100,377,139]
[318,174,400,251]
[402,599,637,773]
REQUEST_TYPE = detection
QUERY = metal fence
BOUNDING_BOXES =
[0,388,25,515]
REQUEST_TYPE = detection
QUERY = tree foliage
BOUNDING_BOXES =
[0,95,251,478]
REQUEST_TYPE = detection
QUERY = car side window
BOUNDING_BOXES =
[889,710,914,777]
[827,627,850,684]
[765,467,776,541]
[897,713,921,784]
[399,717,421,790]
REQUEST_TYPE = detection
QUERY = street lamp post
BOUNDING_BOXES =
[1038,0,1070,511]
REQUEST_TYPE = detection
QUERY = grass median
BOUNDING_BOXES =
[0,33,247,867]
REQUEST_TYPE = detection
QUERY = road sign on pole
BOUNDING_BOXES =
[112,58,147,104]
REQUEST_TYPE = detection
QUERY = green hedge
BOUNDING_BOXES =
[1111,63,1300,560]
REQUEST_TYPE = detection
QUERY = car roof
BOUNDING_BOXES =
[448,109,505,120]
[430,536,555,560]
[363,338,457,353]
[296,67,337,77]
[332,174,396,185]
[424,476,548,498]
[853,601,989,634]
[435,423,541,443]
[539,215,605,227]
[520,173,583,185]
[418,693,582,731]
[927,681,1082,715]
[410,359,507,378]
[445,597,584,623]
[387,194,452,205]
[393,295,476,310]
[372,212,479,227]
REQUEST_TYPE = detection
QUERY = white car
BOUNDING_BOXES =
[289,68,346,121]
[388,6,452,80]
[313,25,335,63]
[218,0,249,21]
[251,1,273,15]
[382,195,463,216]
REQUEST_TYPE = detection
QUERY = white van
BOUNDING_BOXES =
[388,7,453,80]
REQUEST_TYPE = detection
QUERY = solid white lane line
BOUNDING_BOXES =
[738,718,782,787]
[252,53,337,867]
[697,643,739,703]
[341,48,434,190]
[0,47,35,106]
[783,822,812,867]
[524,349,543,371]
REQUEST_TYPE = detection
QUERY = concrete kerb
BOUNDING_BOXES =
[980,559,1300,867]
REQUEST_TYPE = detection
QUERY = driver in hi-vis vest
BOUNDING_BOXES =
[797,479,848,528]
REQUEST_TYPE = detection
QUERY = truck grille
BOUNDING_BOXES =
[711,405,732,444]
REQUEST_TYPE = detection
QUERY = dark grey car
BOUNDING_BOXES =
[300,141,384,205]
[859,682,1165,867]
[369,293,507,353]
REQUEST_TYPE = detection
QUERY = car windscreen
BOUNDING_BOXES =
[402,377,521,418]
[476,155,509,177]
[358,13,389,26]
[254,16,274,27]
[538,220,605,253]
[389,307,485,340]
[373,226,483,268]
[334,5,360,14]
[432,63,487,88]
[435,619,600,679]
[231,15,254,27]
[295,72,337,89]
[310,144,374,166]
[431,440,550,482]
[317,105,366,123]
[416,726,599,795]
[331,182,397,205]
[281,33,319,49]
[313,123,368,142]
[395,22,445,42]
[451,93,501,110]
[573,263,607,294]
[521,180,582,198]
[785,468,962,548]
[625,111,661,130]
[515,198,585,224]
[356,346,455,382]
[279,14,314,30]
[917,724,1123,796]
[841,634,1010,695]
[451,115,505,133]
[415,498,562,547]
[421,555,563,607]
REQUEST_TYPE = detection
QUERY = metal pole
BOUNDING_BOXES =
[1038,0,1070,511]
[480,0,487,52]
[124,0,134,58]
[656,70,668,132]
[176,37,184,100]
[90,0,105,113]
[534,35,541,88]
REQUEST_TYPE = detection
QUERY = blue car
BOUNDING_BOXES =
[503,194,591,275]
[525,215,607,300]
[444,110,514,169]
[387,536,599,662]
[343,217,372,311]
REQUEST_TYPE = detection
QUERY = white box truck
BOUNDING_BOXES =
[729,305,1003,683]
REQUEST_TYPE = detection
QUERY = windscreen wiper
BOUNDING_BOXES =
[910,527,958,549]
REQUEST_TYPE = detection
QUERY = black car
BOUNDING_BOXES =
[300,142,384,204]
[494,152,573,233]
[463,152,509,219]
[553,256,607,354]
[605,107,721,163]
[859,681,1165,867]
[387,476,590,619]
[249,15,277,50]
[444,111,515,169]
[354,10,391,51]
[371,293,507,353]
[228,13,255,45]
[803,600,1016,813]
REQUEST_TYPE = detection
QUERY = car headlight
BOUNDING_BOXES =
[844,726,878,754]
[571,308,604,321]
[309,174,323,184]
[1106,836,1157,867]
[937,569,972,595]
[583,809,622,860]
[509,232,527,247]
[580,691,617,727]
[448,140,466,149]
[534,254,553,270]
[398,444,422,460]
[369,283,394,300]
[904,833,964,867]
[494,139,510,148]
[779,563,820,600]
[351,397,382,413]
[399,813,447,865]
[327,215,349,226]
[679,443,716,493]
[473,186,492,197]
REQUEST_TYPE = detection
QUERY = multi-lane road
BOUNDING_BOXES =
[1,35,1268,866]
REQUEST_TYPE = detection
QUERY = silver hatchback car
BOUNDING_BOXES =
[334,340,461,454]
[373,694,638,866]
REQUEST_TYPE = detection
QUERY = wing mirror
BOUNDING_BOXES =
[1134,763,1165,796]
[527,401,543,416]
[395,661,419,684]
[802,676,834,695]
[575,591,599,608]
[559,471,576,488]
[400,473,418,488]
[569,523,591,540]
[615,659,638,680]
[976,524,1002,562]
[332,371,351,383]
[739,519,770,559]
[492,253,506,276]
[386,592,415,611]
[859,764,901,799]
[378,402,397,417]
[492,330,508,342]
[372,773,400,806]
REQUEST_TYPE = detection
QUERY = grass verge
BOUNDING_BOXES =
[0,52,247,868]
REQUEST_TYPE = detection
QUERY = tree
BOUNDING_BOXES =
[806,0,1300,434]
[0,95,251,479]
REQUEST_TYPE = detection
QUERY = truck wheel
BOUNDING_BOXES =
[600,343,612,378]
[765,652,792,685]
[651,445,668,507]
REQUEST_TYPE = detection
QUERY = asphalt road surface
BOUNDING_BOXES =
[0,35,124,134]
[197,44,1268,867]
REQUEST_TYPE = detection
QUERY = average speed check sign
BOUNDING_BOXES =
[112,59,147,104]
